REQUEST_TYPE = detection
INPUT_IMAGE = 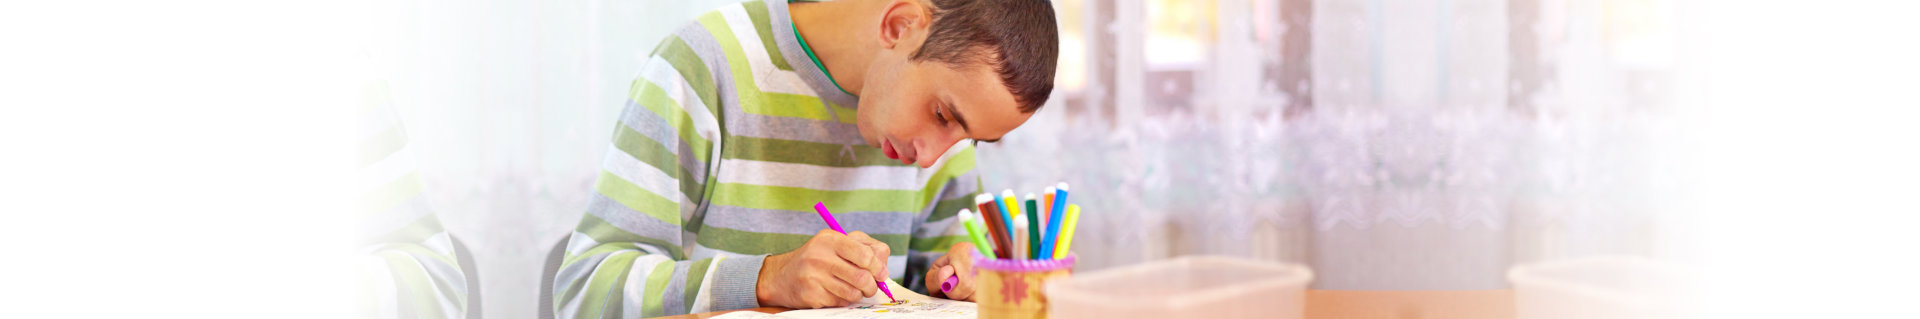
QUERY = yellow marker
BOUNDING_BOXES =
[1001,189,1021,219]
[1053,204,1081,259]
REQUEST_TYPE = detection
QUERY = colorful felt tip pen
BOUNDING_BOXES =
[995,189,1017,245]
[1002,190,1021,219]
[1054,204,1081,260]
[1024,194,1041,259]
[1040,186,1055,241]
[1042,183,1069,259]
[959,208,995,259]
[814,202,896,302]
[975,194,1010,259]
[1042,186,1056,217]
[1012,217,1028,260]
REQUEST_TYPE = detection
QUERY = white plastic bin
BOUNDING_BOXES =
[1508,256,1690,319]
[1046,256,1313,319]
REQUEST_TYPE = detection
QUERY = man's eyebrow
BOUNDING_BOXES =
[946,98,1001,143]
[945,99,973,133]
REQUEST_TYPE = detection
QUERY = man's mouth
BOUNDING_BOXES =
[882,140,899,160]
[881,139,914,164]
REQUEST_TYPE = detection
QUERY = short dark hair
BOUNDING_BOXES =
[910,0,1058,113]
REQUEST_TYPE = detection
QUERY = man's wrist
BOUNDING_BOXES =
[712,254,770,311]
[754,252,787,307]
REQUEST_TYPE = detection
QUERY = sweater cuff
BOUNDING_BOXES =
[711,255,767,311]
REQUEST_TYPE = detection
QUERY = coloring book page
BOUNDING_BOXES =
[710,279,976,319]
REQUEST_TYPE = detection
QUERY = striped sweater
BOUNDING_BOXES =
[553,1,982,318]
[357,79,468,319]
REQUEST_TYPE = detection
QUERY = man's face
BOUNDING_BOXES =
[856,55,1030,168]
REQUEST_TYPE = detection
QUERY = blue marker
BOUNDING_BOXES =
[1042,182,1069,259]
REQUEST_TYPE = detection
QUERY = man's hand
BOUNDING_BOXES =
[757,229,892,308]
[926,242,978,301]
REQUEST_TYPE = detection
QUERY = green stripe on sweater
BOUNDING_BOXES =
[654,36,719,115]
[697,225,910,256]
[741,1,792,71]
[641,259,677,318]
[722,136,909,167]
[628,77,713,162]
[577,251,639,319]
[594,171,684,226]
[709,183,922,213]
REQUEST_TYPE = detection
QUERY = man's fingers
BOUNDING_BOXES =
[843,231,891,281]
[932,265,955,296]
[947,265,974,300]
[947,243,978,300]
[818,274,864,305]
[812,229,867,265]
[845,231,889,259]
[930,251,952,268]
[867,244,890,281]
[800,281,833,308]
[824,261,879,298]
[812,247,876,293]
[827,233,876,268]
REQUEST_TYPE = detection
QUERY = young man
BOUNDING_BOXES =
[552,0,1057,317]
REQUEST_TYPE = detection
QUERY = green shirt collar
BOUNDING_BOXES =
[790,11,856,97]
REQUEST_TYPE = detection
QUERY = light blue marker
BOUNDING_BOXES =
[1042,182,1068,259]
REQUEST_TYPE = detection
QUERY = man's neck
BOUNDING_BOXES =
[788,0,874,96]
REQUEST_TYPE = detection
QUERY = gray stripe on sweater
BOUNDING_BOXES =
[587,193,686,245]
[616,99,711,187]
[673,18,744,135]
[661,261,692,315]
[702,205,917,236]
[725,111,866,145]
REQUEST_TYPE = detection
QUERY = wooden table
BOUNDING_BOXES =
[1303,290,1512,319]
[662,307,785,319]
[658,290,1513,319]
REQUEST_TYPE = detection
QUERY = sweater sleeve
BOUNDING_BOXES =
[902,144,985,294]
[356,79,469,319]
[552,33,758,318]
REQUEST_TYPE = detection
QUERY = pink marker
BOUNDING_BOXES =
[814,202,897,303]
[941,275,958,294]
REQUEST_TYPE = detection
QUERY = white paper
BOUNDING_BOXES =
[711,279,977,319]
[709,311,782,319]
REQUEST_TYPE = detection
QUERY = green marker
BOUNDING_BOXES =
[1025,194,1041,259]
[959,209,995,259]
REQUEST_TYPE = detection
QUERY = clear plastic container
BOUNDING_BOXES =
[1507,256,1689,319]
[1045,256,1313,319]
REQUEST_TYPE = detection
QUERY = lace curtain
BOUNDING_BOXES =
[979,0,1678,289]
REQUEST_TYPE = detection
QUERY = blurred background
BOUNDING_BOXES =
[362,0,1689,317]
[17,0,1918,318]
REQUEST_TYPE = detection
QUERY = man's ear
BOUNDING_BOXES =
[877,0,931,50]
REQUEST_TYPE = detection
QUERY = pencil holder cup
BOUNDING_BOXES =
[974,255,1076,319]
